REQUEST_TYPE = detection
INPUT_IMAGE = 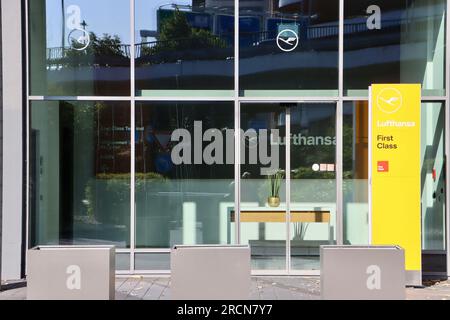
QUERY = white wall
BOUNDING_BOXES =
[1,0,23,280]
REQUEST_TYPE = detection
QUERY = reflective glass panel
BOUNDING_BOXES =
[135,0,235,97]
[135,102,235,248]
[29,0,131,96]
[239,0,339,97]
[135,253,171,270]
[421,102,446,250]
[30,101,131,247]
[344,0,446,97]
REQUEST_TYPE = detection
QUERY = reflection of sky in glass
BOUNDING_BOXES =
[46,0,130,48]
[135,0,192,42]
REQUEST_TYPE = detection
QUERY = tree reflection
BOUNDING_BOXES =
[140,9,227,63]
[63,32,128,67]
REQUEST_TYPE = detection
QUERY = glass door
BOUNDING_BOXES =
[239,103,287,271]
[239,102,337,273]
[289,103,337,271]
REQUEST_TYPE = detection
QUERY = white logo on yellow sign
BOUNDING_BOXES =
[376,87,403,114]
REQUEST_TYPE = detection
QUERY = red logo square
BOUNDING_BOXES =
[377,161,389,172]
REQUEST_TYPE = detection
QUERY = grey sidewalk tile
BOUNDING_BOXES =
[273,287,294,300]
[117,277,141,297]
[126,279,154,300]
[257,281,278,300]
[160,287,172,300]
[0,288,27,300]
[142,281,167,300]
[115,277,128,289]
[153,277,170,286]
[115,291,129,300]
[249,293,261,300]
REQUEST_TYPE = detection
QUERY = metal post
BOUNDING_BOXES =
[0,0,3,292]
[234,0,240,245]
[130,0,136,274]
[336,0,344,245]
[285,107,291,272]
[446,0,450,279]
[61,0,65,47]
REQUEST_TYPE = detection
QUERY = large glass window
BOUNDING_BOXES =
[29,0,131,96]
[135,102,235,248]
[135,0,235,97]
[344,0,446,97]
[239,0,339,97]
[30,101,131,247]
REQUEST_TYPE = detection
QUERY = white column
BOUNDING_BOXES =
[1,0,23,280]
[183,202,197,245]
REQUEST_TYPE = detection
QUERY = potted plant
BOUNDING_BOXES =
[267,170,284,207]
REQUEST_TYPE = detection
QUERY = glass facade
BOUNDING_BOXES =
[27,0,448,273]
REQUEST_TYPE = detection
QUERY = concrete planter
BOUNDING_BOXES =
[171,245,251,300]
[320,245,405,300]
[27,246,115,300]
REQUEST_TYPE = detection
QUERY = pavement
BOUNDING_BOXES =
[1,277,450,300]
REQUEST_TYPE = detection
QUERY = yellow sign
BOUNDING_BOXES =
[370,84,421,274]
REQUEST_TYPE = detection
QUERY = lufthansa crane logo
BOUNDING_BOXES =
[376,88,403,114]
[276,29,299,52]
[68,28,90,51]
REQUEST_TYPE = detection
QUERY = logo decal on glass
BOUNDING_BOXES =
[276,29,299,52]
[66,5,90,51]
[171,122,280,175]
[376,88,403,114]
[68,29,91,51]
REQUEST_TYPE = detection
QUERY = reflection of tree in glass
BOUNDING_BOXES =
[141,9,226,60]
[65,33,127,67]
